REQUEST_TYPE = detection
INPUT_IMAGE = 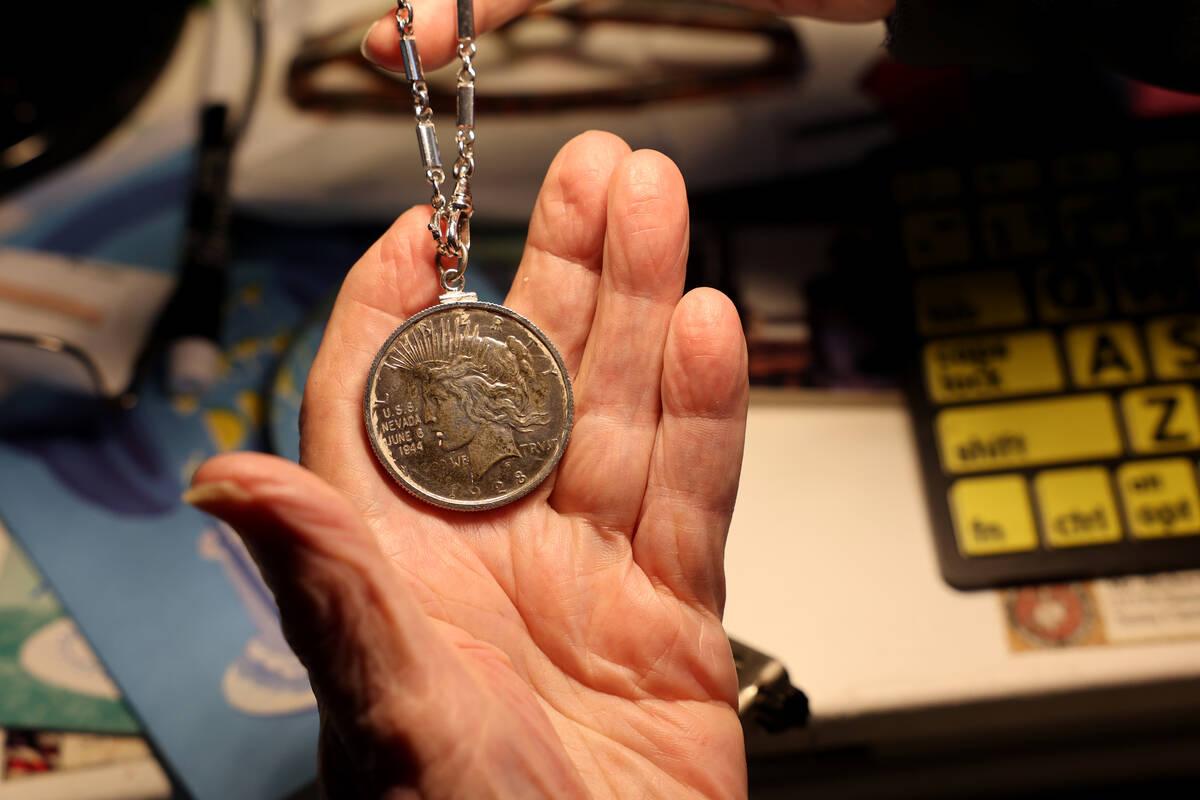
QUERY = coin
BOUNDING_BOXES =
[363,301,573,510]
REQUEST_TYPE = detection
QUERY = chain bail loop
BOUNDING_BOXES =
[437,251,468,293]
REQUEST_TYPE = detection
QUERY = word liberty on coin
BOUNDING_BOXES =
[363,0,573,510]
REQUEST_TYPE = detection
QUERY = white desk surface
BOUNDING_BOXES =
[724,390,1200,736]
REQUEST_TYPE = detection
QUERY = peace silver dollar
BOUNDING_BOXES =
[364,301,573,510]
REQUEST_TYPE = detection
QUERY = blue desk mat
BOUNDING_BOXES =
[1,154,503,799]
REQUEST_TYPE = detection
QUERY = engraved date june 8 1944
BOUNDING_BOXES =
[364,302,574,511]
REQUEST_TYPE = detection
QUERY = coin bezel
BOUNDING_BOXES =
[363,300,574,511]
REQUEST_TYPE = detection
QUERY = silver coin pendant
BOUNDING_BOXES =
[364,298,573,510]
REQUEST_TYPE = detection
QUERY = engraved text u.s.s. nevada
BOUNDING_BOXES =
[365,299,573,510]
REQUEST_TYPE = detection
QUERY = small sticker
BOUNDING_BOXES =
[1003,584,1105,651]
[1002,571,1200,651]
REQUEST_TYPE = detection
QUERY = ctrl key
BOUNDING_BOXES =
[949,475,1040,556]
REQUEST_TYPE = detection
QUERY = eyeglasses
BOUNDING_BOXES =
[0,331,127,436]
[286,0,802,115]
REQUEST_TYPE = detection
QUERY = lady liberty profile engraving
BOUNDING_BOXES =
[383,311,555,481]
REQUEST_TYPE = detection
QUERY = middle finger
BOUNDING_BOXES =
[504,130,631,376]
[549,149,689,531]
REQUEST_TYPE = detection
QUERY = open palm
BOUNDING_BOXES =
[189,133,749,798]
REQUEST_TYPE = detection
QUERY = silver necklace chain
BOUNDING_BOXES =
[395,0,477,292]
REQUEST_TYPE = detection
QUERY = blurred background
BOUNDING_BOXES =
[3,0,1200,797]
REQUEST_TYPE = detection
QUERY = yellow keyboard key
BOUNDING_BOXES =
[915,270,1028,335]
[903,209,971,268]
[924,330,1063,404]
[1034,262,1108,322]
[936,394,1122,474]
[980,201,1051,259]
[1116,459,1200,539]
[949,475,1039,556]
[1064,321,1147,387]
[1121,384,1200,453]
[1135,141,1200,175]
[974,159,1041,194]
[1058,193,1130,248]
[1146,315,1200,379]
[1053,151,1121,185]
[1114,252,1193,314]
[1034,467,1122,548]
[892,168,962,205]
[1139,184,1200,240]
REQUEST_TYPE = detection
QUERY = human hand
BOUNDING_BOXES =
[185,132,750,798]
[361,0,895,73]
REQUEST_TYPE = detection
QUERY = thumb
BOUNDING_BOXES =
[184,452,464,787]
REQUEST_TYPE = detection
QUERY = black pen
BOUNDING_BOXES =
[164,101,233,397]
[158,0,264,398]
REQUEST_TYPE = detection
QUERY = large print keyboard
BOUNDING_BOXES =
[897,121,1200,588]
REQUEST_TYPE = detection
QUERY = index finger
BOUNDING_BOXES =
[362,0,545,73]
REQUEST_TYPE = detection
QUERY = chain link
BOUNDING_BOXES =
[394,0,475,289]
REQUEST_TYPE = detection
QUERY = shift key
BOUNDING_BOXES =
[936,394,1122,474]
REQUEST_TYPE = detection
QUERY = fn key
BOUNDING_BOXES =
[949,474,1039,556]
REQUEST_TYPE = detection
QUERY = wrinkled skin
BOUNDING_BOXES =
[190,133,750,799]
[189,2,891,795]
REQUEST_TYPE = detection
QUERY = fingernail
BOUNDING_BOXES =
[360,19,382,66]
[183,480,253,509]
